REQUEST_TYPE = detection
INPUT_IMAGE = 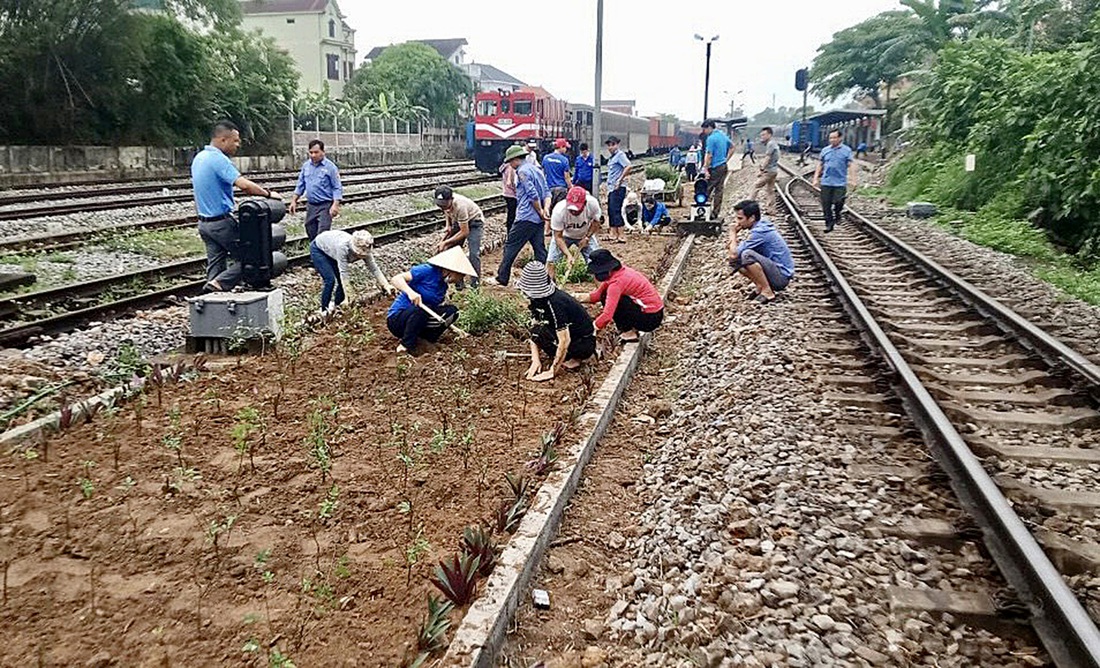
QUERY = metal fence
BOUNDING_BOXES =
[291,116,463,151]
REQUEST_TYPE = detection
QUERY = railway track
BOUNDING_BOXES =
[0,163,485,222]
[0,159,472,204]
[777,165,1100,666]
[0,195,506,348]
[0,171,496,255]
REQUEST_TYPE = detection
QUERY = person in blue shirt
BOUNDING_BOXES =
[701,119,735,216]
[605,136,632,244]
[487,145,550,286]
[387,246,477,354]
[742,137,755,165]
[289,139,343,240]
[669,146,682,172]
[574,143,595,194]
[641,196,671,230]
[542,138,573,217]
[813,130,854,232]
[727,199,795,304]
[190,120,282,292]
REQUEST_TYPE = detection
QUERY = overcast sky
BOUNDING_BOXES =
[342,0,902,122]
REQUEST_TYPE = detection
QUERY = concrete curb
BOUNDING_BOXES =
[443,234,697,667]
[0,385,125,450]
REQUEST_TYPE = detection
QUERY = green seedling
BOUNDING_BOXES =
[232,406,262,474]
[404,524,430,587]
[304,398,338,483]
[318,484,340,520]
[77,460,96,500]
[416,594,455,658]
[205,513,238,557]
[116,476,139,534]
[162,406,184,469]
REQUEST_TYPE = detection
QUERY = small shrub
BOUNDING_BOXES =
[554,255,591,284]
[452,289,526,335]
[430,553,480,607]
[461,525,498,578]
[644,163,679,184]
[417,595,455,653]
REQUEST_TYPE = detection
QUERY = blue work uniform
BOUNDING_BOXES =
[607,150,631,229]
[819,143,854,230]
[295,157,344,240]
[706,130,733,169]
[542,152,571,189]
[191,145,243,289]
[495,161,549,285]
[733,218,795,291]
[574,153,595,192]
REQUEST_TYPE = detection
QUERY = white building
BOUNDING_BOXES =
[462,62,527,93]
[364,38,468,67]
[239,0,356,98]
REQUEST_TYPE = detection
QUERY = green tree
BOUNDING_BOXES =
[346,42,472,122]
[812,10,929,106]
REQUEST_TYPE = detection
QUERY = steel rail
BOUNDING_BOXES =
[0,165,487,221]
[0,159,473,203]
[0,195,505,347]
[778,170,1100,668]
[0,172,496,254]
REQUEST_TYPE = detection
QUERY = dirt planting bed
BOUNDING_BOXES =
[0,233,678,667]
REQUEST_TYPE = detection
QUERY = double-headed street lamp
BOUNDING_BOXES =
[723,89,744,118]
[694,34,719,120]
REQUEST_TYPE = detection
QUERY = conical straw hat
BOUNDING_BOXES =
[427,246,478,277]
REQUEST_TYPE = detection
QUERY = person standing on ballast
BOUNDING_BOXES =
[813,129,853,233]
[191,120,282,292]
[289,139,343,241]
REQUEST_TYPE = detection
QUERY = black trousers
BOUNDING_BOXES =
[820,185,847,230]
[532,325,597,361]
[387,304,458,350]
[605,297,664,334]
[504,196,517,232]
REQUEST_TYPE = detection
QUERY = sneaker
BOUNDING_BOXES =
[442,311,458,328]
[483,276,503,287]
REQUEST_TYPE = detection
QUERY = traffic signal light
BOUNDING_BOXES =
[237,198,287,290]
[795,68,809,92]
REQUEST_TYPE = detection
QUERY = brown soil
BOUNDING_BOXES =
[0,234,678,667]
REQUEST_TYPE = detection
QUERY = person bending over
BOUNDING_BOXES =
[641,196,671,231]
[518,263,596,382]
[387,247,477,354]
[547,185,603,281]
[310,229,392,317]
[573,249,664,343]
[727,199,795,305]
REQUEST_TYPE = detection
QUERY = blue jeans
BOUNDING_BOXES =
[310,242,344,309]
[198,215,242,289]
[495,220,547,285]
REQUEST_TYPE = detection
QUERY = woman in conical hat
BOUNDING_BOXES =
[387,246,477,354]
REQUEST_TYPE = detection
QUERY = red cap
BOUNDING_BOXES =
[554,137,570,149]
[565,186,587,212]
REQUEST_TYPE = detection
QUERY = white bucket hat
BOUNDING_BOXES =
[427,246,478,277]
[351,230,374,256]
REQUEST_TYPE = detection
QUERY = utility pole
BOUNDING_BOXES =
[593,0,603,193]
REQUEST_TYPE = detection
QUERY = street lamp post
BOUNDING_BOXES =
[723,89,744,119]
[694,34,719,120]
[594,0,604,194]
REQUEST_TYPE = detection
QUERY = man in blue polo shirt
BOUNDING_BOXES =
[289,139,343,240]
[488,144,550,286]
[574,143,595,194]
[605,136,631,244]
[190,121,282,292]
[813,129,854,232]
[727,199,795,304]
[542,138,573,230]
[701,119,735,216]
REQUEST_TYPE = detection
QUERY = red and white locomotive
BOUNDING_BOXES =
[472,87,569,173]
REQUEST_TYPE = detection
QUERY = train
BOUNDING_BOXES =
[470,88,695,173]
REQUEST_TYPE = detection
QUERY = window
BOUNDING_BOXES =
[513,100,532,115]
[328,19,335,38]
[327,54,339,81]
[500,99,510,114]
[285,17,295,23]
[476,99,498,116]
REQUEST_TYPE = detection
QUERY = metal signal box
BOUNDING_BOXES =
[187,289,284,354]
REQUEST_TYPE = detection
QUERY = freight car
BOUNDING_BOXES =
[566,103,650,158]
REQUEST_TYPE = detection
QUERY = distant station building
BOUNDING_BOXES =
[239,0,357,98]
[790,109,886,151]
[462,63,527,93]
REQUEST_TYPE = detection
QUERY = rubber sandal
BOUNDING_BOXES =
[744,289,760,301]
[754,294,777,305]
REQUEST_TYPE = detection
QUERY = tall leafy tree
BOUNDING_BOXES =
[811,10,929,105]
[346,42,472,122]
